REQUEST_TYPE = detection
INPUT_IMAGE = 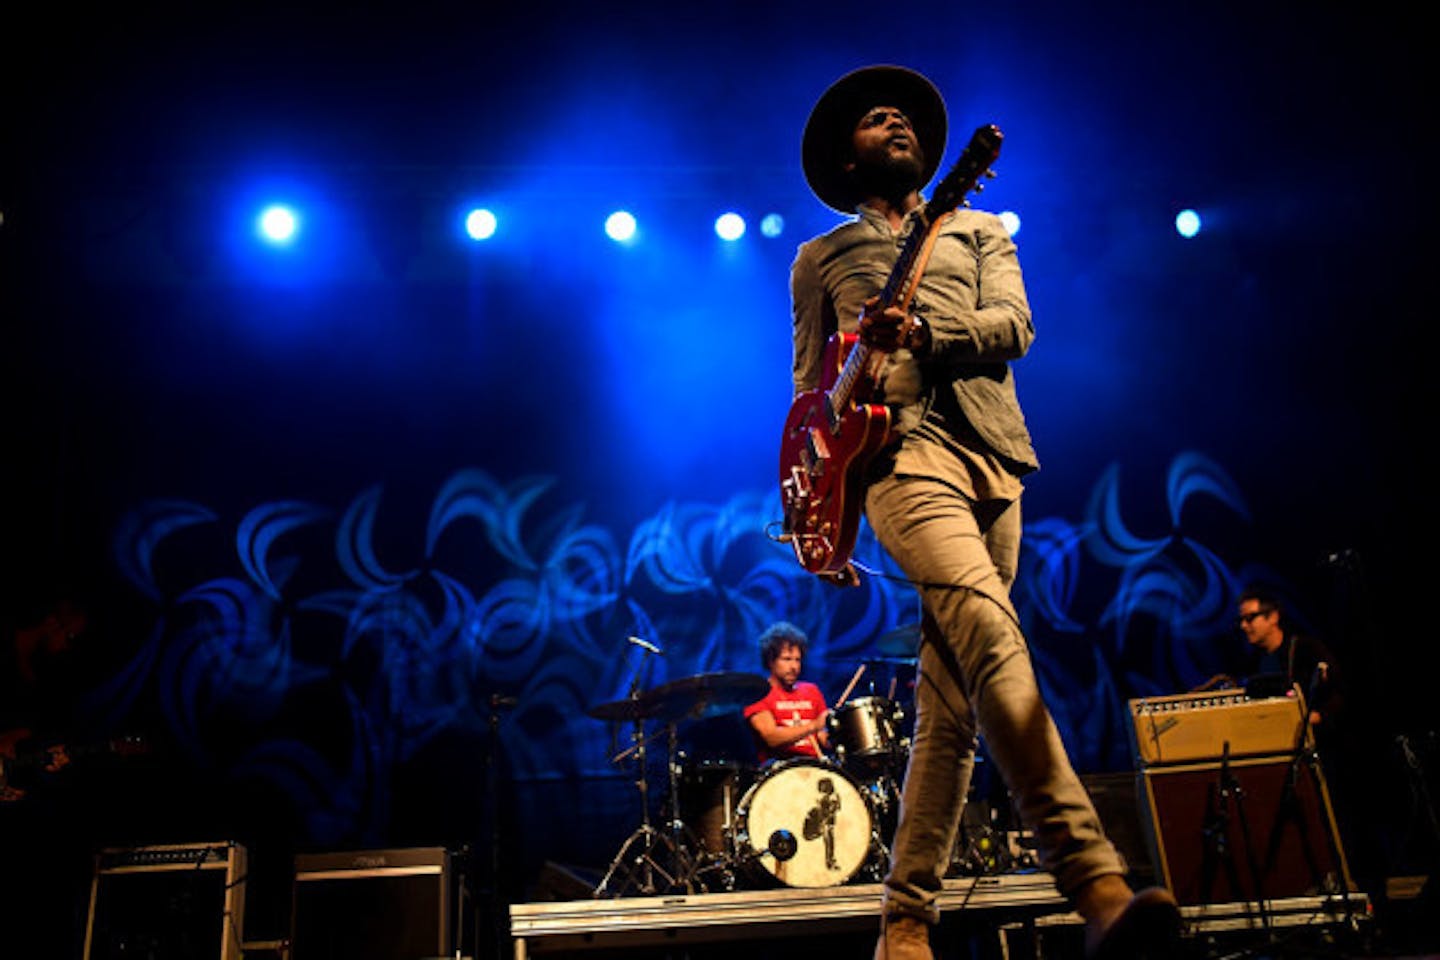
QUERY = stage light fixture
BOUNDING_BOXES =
[465,208,497,241]
[714,212,746,241]
[1175,209,1201,238]
[257,204,300,245]
[605,210,637,243]
[999,210,1021,237]
[760,213,784,238]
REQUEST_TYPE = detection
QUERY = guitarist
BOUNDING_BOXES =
[790,66,1178,960]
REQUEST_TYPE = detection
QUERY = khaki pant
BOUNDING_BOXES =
[865,472,1125,921]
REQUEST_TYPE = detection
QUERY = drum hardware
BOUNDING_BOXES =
[591,699,689,897]
[590,665,911,894]
[588,669,769,897]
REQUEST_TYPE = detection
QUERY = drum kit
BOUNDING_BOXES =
[586,637,920,898]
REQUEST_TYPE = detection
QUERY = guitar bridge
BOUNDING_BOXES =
[781,464,812,537]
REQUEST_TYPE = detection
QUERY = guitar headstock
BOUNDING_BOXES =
[925,124,1003,220]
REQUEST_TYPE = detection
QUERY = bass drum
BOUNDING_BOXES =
[731,757,874,888]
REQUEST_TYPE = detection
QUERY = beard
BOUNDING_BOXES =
[847,142,926,202]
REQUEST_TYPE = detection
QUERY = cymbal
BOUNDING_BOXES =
[586,671,768,724]
[862,655,918,666]
[875,622,921,656]
[586,695,658,722]
[642,671,768,723]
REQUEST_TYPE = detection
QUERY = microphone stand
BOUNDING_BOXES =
[1204,741,1271,927]
[1200,743,1238,906]
[1279,677,1356,922]
[483,693,516,960]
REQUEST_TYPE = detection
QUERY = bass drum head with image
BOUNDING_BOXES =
[732,757,873,888]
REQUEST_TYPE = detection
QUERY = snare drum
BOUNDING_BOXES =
[731,757,874,887]
[829,696,903,771]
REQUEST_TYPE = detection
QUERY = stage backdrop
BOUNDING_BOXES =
[3,1,1429,939]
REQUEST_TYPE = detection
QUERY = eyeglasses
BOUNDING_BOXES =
[1238,609,1273,625]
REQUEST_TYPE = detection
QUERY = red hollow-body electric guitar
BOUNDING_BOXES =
[779,125,1004,583]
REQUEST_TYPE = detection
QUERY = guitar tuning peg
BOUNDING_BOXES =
[962,200,972,208]
[984,169,998,179]
[973,182,985,192]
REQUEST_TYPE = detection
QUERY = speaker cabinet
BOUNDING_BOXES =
[1081,770,1154,886]
[291,847,453,960]
[1138,755,1353,906]
[83,842,247,960]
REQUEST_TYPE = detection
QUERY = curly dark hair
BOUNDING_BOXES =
[758,621,808,670]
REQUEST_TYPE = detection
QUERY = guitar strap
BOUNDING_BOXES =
[897,211,954,314]
[863,211,954,382]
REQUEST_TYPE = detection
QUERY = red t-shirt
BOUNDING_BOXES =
[743,680,827,762]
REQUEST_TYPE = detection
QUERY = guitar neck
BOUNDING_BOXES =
[826,211,935,416]
[822,124,1003,421]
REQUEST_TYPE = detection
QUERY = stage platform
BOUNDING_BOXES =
[508,874,1370,958]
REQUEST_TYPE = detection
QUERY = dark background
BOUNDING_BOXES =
[3,2,1434,955]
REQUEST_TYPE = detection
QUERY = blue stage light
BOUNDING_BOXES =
[760,213,784,238]
[605,210,637,242]
[715,212,746,241]
[257,204,300,245]
[465,208,497,240]
[1175,209,1202,238]
[999,210,1021,237]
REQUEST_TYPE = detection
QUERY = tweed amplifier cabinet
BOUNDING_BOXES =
[83,841,247,960]
[1129,688,1308,766]
[291,846,454,960]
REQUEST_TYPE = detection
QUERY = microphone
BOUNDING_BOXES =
[628,636,665,656]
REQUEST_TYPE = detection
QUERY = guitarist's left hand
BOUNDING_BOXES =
[859,297,928,354]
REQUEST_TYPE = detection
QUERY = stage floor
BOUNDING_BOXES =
[509,874,1371,957]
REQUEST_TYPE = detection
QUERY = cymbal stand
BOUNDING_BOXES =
[594,658,683,898]
[661,721,715,892]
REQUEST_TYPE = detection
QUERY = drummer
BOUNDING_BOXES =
[743,621,831,763]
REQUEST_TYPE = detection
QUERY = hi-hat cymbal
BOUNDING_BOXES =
[875,622,921,656]
[586,671,768,724]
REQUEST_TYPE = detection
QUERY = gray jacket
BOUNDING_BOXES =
[789,203,1039,473]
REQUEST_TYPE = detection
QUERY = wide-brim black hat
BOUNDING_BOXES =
[802,65,947,213]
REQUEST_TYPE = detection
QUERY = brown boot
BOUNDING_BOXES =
[1082,885,1182,959]
[873,913,933,960]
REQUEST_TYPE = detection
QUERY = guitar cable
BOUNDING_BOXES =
[765,517,1025,634]
[847,558,1025,633]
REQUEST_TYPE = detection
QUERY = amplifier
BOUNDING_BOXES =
[1128,688,1307,766]
[83,841,246,960]
[291,846,454,960]
[1137,755,1353,905]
